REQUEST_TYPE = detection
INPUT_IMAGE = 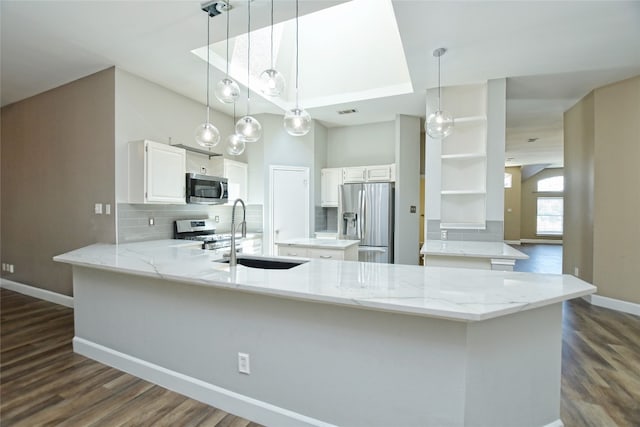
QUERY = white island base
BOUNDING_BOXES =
[72,266,564,427]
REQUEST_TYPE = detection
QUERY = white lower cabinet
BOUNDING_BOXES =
[128,140,186,204]
[277,246,308,258]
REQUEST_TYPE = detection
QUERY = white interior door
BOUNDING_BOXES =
[270,166,310,255]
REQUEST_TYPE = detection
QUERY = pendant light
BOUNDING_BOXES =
[284,0,311,136]
[259,0,285,97]
[425,47,454,139]
[214,1,240,104]
[195,6,221,148]
[227,104,246,156]
[235,0,262,142]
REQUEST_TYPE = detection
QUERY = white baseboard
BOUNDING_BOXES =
[73,337,335,427]
[0,278,73,308]
[521,239,563,245]
[504,240,521,245]
[585,294,640,317]
[543,420,564,427]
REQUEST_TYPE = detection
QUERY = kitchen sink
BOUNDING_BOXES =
[219,256,308,270]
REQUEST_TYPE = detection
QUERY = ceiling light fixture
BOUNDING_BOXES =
[284,0,311,136]
[214,1,240,104]
[235,0,262,142]
[227,103,246,155]
[195,2,222,148]
[259,0,285,97]
[425,47,454,139]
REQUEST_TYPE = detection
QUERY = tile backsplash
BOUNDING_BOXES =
[426,220,504,242]
[117,203,263,243]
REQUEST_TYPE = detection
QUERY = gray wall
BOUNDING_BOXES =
[1,68,116,296]
[394,115,421,265]
[326,121,395,167]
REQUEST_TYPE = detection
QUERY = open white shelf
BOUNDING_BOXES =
[441,190,486,195]
[440,222,487,230]
[453,115,487,125]
[441,152,486,160]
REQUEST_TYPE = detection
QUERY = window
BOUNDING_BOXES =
[504,173,512,188]
[537,176,563,192]
[537,197,563,235]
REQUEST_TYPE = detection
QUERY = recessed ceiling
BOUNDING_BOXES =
[2,0,640,167]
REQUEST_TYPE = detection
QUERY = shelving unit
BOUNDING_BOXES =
[428,84,488,230]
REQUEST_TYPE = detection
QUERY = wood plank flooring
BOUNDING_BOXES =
[2,287,639,426]
[0,289,263,427]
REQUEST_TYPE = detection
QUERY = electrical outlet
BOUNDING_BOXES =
[8,264,14,273]
[94,203,103,215]
[148,217,155,226]
[441,230,448,240]
[574,267,579,277]
[238,352,250,374]
[214,216,220,223]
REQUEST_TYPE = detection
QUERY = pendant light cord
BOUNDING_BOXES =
[295,0,299,108]
[206,14,211,123]
[225,3,230,77]
[437,53,441,111]
[270,0,274,69]
[246,0,251,116]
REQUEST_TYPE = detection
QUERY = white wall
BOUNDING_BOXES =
[326,121,395,167]
[394,115,421,265]
[114,68,243,203]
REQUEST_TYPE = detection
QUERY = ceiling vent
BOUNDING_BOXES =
[527,137,539,143]
[337,108,358,115]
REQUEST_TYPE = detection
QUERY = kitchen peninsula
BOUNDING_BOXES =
[421,239,529,271]
[54,240,595,427]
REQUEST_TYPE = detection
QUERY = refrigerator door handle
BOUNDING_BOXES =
[358,190,364,240]
[362,190,366,239]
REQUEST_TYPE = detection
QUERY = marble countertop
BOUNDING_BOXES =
[275,238,359,249]
[54,240,594,322]
[421,240,529,260]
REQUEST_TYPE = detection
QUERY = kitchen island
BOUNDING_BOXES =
[421,239,529,271]
[54,240,594,427]
[275,237,359,261]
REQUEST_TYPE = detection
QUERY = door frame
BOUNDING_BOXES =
[268,165,310,255]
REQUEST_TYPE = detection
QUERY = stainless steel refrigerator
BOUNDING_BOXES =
[338,182,394,263]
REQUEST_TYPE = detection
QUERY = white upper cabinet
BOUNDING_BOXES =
[210,158,248,204]
[343,164,396,183]
[321,168,343,207]
[128,140,186,204]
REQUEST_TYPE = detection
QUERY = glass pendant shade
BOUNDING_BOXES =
[426,110,454,139]
[284,108,311,136]
[259,69,285,97]
[215,78,240,104]
[194,122,221,147]
[235,116,262,142]
[226,133,246,155]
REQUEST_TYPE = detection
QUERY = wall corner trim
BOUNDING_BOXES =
[0,279,74,308]
[587,294,640,317]
[504,240,521,245]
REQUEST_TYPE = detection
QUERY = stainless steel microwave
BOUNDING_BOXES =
[185,173,228,204]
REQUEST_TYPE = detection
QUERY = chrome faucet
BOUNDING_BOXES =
[229,198,247,267]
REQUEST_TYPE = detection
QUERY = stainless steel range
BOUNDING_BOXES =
[174,219,233,250]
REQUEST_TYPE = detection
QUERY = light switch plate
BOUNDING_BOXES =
[94,203,103,215]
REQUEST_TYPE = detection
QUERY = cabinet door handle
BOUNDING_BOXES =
[288,252,298,256]
[319,255,332,259]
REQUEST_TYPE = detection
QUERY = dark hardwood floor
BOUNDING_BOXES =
[513,243,563,274]
[2,287,639,426]
[0,289,262,427]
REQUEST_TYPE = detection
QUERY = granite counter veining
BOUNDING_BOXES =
[54,240,594,322]
[275,238,359,249]
[421,240,529,260]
